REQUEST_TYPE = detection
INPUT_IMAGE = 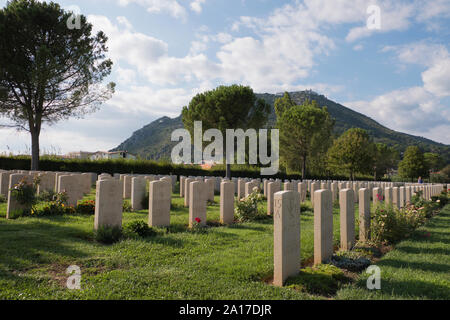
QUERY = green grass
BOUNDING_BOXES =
[0,186,448,300]
[336,204,450,300]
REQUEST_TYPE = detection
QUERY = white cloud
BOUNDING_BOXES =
[382,41,450,98]
[190,0,206,13]
[422,59,450,97]
[346,87,450,144]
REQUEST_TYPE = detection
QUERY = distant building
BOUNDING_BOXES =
[89,150,136,160]
[64,151,95,159]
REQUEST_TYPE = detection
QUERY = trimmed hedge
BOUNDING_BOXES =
[0,156,380,181]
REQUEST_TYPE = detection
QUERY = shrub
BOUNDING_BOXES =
[234,189,265,222]
[330,251,371,272]
[94,226,123,244]
[0,194,6,203]
[371,205,426,245]
[123,220,156,238]
[10,177,39,215]
[123,200,132,212]
[76,200,95,215]
[37,190,57,202]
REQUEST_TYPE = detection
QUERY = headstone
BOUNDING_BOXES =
[6,174,31,219]
[123,175,132,199]
[131,177,147,211]
[399,186,406,208]
[36,172,56,195]
[94,179,123,229]
[298,182,306,203]
[340,189,354,250]
[220,181,235,224]
[331,182,338,202]
[148,180,171,227]
[58,175,82,206]
[392,187,400,209]
[0,171,11,197]
[405,186,411,205]
[372,187,381,207]
[284,182,293,191]
[310,182,319,207]
[385,187,393,207]
[273,191,300,287]
[184,178,194,207]
[267,181,281,215]
[237,179,245,199]
[189,181,207,228]
[314,189,333,265]
[205,178,215,202]
[359,188,371,242]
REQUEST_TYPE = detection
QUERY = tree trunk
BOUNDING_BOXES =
[302,155,307,180]
[30,129,40,171]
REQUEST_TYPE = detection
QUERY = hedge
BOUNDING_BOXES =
[0,156,380,181]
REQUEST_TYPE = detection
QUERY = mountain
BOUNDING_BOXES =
[111,91,450,163]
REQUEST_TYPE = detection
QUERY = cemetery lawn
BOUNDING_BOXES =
[0,190,353,300]
[1,191,448,300]
[336,204,450,300]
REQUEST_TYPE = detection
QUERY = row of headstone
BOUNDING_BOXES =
[0,169,98,218]
[93,176,237,231]
[273,185,400,287]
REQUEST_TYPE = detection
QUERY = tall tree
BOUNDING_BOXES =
[373,143,399,181]
[0,0,114,170]
[276,95,334,179]
[181,84,270,178]
[424,152,445,173]
[398,146,427,182]
[327,128,375,180]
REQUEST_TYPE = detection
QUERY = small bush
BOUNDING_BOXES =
[10,177,39,215]
[123,200,132,212]
[38,202,74,216]
[37,190,57,202]
[372,204,426,245]
[123,220,156,238]
[0,194,6,203]
[330,251,371,272]
[76,200,95,215]
[94,226,122,244]
[234,189,265,222]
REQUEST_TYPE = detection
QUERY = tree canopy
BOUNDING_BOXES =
[276,93,334,179]
[398,146,427,181]
[181,84,271,178]
[327,128,375,180]
[0,0,114,169]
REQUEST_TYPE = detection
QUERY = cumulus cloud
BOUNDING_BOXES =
[346,87,450,144]
[190,0,206,13]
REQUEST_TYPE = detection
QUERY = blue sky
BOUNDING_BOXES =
[0,0,449,155]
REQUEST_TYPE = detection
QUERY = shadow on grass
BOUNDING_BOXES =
[0,220,89,273]
[379,258,450,273]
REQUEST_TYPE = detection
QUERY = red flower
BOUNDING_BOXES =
[195,217,201,223]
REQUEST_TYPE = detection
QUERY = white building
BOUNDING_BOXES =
[89,151,136,160]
